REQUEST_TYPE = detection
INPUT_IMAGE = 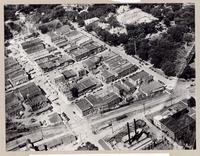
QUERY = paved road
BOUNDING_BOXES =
[7,19,194,151]
[98,139,111,150]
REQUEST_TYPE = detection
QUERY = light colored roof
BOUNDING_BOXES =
[84,17,99,25]
[117,8,158,25]
[140,80,163,95]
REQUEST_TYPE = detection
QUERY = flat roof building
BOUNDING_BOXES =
[140,80,164,96]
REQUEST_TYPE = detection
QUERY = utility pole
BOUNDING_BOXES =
[170,91,174,106]
[110,121,114,134]
[143,102,146,116]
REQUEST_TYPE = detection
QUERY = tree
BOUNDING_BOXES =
[161,61,176,76]
[163,18,171,27]
[4,24,13,40]
[38,25,48,34]
[107,15,120,28]
[167,25,188,42]
[85,24,93,32]
[70,87,79,98]
[179,65,195,79]
[77,20,85,27]
[124,41,135,55]
[187,97,196,107]
[118,33,128,45]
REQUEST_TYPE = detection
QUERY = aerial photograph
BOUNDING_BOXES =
[4,3,195,151]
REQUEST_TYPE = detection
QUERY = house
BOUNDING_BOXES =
[75,98,94,116]
[139,80,164,96]
[84,17,99,25]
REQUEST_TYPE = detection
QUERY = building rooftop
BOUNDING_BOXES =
[114,81,130,93]
[62,69,77,79]
[18,82,42,99]
[56,25,71,35]
[130,70,150,81]
[71,48,89,57]
[76,98,93,111]
[86,92,120,107]
[83,42,99,52]
[122,79,136,91]
[76,78,97,93]
[140,80,163,95]
[114,63,138,75]
[84,17,99,25]
[101,69,115,79]
[104,55,127,70]
[21,38,42,50]
[160,114,195,134]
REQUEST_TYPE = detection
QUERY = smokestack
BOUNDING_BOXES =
[127,122,131,145]
[134,119,137,134]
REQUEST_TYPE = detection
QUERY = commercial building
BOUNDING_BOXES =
[129,70,153,85]
[17,82,51,112]
[103,54,138,78]
[75,92,121,116]
[75,98,94,116]
[75,77,98,95]
[121,79,137,93]
[70,42,103,61]
[160,114,195,142]
[9,70,29,86]
[86,92,121,111]
[5,57,29,87]
[5,91,24,117]
[18,82,42,100]
[114,63,138,78]
[139,80,164,96]
[76,36,93,47]
[21,38,43,50]
[82,56,101,71]
[153,101,189,129]
[113,81,130,96]
[100,69,116,83]
[62,69,77,80]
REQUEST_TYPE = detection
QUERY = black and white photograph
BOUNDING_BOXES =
[4,3,195,151]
